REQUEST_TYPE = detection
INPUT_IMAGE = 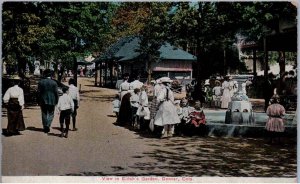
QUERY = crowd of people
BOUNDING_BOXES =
[186,75,251,109]
[113,73,207,138]
[2,69,294,143]
[3,69,80,138]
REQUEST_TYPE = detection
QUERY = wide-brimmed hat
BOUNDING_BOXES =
[270,94,280,103]
[11,75,21,80]
[160,77,173,83]
[215,80,221,86]
[204,79,210,86]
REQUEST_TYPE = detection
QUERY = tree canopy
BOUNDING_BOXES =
[2,2,297,79]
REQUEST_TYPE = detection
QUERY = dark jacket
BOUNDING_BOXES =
[38,78,59,106]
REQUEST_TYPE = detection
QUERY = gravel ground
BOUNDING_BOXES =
[1,77,296,181]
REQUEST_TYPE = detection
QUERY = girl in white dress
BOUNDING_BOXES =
[221,77,232,109]
[154,77,180,138]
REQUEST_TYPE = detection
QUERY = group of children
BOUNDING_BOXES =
[175,98,207,136]
[112,91,208,136]
[56,79,80,138]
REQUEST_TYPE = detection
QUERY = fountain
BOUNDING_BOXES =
[225,75,254,125]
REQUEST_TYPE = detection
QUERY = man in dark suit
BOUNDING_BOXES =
[38,69,58,133]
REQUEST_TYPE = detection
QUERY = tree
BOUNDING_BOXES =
[3,2,52,77]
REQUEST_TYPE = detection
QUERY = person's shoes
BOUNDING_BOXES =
[167,133,173,137]
[72,128,78,131]
[64,133,68,138]
[161,133,168,139]
[60,133,64,137]
[44,127,50,133]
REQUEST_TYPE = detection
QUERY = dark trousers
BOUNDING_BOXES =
[60,109,72,133]
[71,100,79,128]
[41,104,55,132]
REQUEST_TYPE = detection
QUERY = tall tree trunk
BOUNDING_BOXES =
[94,63,98,86]
[73,56,78,87]
[253,49,257,77]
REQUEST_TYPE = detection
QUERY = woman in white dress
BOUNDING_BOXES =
[221,76,231,109]
[154,77,180,138]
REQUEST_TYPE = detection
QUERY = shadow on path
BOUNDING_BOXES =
[26,126,44,132]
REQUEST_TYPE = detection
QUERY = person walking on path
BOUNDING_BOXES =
[38,69,59,133]
[68,78,80,131]
[221,76,231,109]
[154,77,180,138]
[3,76,26,135]
[57,87,74,138]
[265,95,286,144]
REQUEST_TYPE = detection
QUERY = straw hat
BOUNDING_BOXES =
[11,75,21,80]
[204,79,210,86]
[215,80,221,86]
[160,77,173,83]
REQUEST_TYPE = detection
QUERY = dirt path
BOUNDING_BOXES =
[1,78,296,180]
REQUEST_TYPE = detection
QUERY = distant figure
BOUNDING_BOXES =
[38,69,59,133]
[68,78,80,131]
[229,77,235,97]
[3,76,25,135]
[80,67,84,77]
[57,87,74,138]
[3,61,7,75]
[221,76,231,109]
[265,95,286,144]
[212,80,222,108]
[34,60,41,76]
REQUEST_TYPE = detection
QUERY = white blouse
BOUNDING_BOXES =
[3,85,25,106]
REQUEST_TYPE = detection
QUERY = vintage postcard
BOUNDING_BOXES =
[1,1,297,183]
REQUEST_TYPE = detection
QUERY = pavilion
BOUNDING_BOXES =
[94,36,197,87]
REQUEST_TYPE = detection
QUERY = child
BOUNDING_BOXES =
[57,87,74,138]
[265,95,286,144]
[187,100,207,136]
[136,85,150,131]
[112,94,121,117]
[130,88,140,129]
[212,81,222,108]
[175,98,194,136]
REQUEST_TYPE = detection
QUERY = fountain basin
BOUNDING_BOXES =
[206,123,296,137]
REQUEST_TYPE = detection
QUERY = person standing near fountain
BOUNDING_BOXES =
[221,76,231,109]
[265,95,286,144]
[154,77,180,138]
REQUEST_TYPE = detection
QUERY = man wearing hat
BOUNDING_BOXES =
[38,69,59,133]
[3,76,26,135]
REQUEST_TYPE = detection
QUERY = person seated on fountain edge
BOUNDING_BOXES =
[174,98,195,136]
[185,100,207,136]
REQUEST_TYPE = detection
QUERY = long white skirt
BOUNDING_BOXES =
[221,89,231,109]
[154,101,180,126]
